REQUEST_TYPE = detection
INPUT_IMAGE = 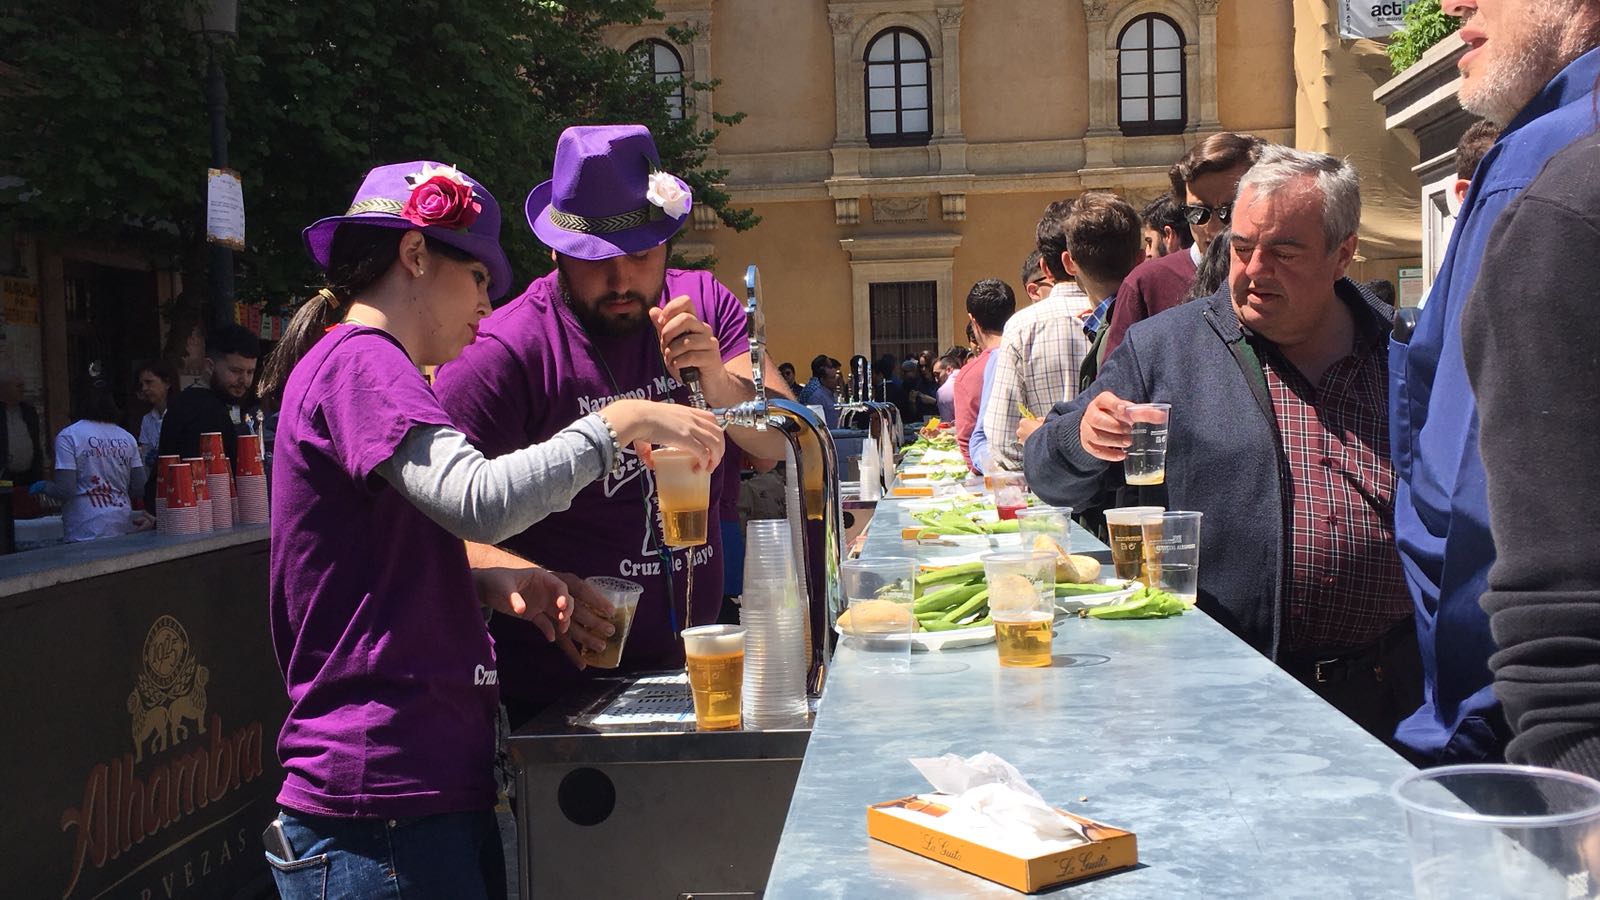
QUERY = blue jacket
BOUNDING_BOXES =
[1392,48,1600,763]
[1026,280,1391,656]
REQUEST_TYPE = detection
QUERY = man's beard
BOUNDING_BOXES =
[557,269,656,338]
[1460,10,1574,126]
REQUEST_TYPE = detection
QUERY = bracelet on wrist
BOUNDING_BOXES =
[595,412,625,476]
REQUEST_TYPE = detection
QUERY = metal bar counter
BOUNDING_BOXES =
[766,495,1417,898]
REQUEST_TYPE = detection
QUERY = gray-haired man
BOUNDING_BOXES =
[1024,146,1421,755]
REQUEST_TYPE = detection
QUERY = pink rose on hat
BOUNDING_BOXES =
[646,171,692,220]
[403,163,482,230]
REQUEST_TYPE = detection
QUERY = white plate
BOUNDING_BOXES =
[900,497,958,514]
[834,620,996,652]
[830,580,1137,652]
[1055,581,1139,613]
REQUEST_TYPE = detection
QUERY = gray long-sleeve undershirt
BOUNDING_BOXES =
[374,414,614,546]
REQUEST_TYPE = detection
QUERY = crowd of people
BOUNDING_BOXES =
[944,0,1598,796]
[18,0,1593,890]
[0,325,271,546]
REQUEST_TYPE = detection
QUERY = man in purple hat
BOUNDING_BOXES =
[434,124,790,724]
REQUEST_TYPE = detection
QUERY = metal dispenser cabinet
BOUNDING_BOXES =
[509,266,845,899]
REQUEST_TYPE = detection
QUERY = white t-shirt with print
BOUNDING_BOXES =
[54,420,142,542]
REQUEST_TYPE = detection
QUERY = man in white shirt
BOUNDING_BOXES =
[985,193,1143,472]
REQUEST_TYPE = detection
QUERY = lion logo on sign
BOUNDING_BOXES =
[129,615,209,761]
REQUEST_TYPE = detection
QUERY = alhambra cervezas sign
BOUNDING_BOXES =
[57,615,268,900]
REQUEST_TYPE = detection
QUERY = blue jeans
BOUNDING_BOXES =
[267,808,505,900]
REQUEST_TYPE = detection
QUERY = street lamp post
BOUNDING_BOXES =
[190,1,238,331]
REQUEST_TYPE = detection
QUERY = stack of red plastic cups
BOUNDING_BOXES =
[200,432,234,530]
[235,434,268,525]
[157,462,201,535]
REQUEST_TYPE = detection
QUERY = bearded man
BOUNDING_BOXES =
[1391,0,1600,764]
[434,125,790,724]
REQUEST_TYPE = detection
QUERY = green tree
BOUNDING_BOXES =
[1387,0,1461,74]
[0,0,755,340]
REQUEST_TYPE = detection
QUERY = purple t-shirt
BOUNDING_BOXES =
[433,268,750,706]
[269,325,498,818]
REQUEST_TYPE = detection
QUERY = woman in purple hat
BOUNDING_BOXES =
[257,161,723,899]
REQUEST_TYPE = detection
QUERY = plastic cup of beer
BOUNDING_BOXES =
[840,557,917,674]
[1124,403,1171,485]
[982,550,1056,668]
[1140,511,1202,606]
[653,445,711,547]
[580,576,645,670]
[1104,506,1164,582]
[682,624,746,731]
[1392,764,1600,899]
[989,472,1029,520]
[1016,506,1072,559]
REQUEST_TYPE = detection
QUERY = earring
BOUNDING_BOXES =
[416,267,425,277]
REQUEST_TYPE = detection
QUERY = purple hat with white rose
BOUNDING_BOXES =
[525,125,693,260]
[302,161,514,300]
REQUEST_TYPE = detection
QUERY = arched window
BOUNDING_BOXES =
[864,28,932,146]
[1117,15,1186,136]
[630,39,686,120]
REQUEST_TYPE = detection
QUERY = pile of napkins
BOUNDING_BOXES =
[909,752,1089,854]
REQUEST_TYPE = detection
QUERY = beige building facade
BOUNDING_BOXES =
[614,0,1421,371]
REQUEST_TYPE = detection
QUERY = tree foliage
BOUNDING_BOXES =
[0,0,755,328]
[1387,0,1461,74]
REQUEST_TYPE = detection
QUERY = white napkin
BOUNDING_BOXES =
[909,752,1089,851]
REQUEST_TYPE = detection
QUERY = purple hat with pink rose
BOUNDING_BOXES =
[525,124,693,260]
[302,161,514,300]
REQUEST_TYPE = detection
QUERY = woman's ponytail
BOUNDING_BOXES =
[255,226,410,407]
[257,287,343,404]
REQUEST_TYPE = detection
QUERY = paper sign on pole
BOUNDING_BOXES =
[1340,0,1418,39]
[206,167,246,250]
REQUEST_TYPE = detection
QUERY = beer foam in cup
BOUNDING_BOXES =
[682,624,745,657]
[1104,506,1165,526]
[586,576,644,612]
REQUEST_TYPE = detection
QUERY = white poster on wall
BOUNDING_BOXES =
[1340,0,1418,39]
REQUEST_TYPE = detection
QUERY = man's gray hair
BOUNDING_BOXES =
[1236,145,1361,251]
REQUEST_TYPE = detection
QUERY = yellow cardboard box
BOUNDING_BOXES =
[867,796,1137,893]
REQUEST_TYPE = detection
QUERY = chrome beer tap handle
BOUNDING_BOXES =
[703,267,774,431]
[738,264,769,431]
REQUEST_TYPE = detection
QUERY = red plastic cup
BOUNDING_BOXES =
[165,463,196,509]
[155,455,182,503]
[236,434,265,477]
[200,432,225,463]
[183,458,210,502]
[206,448,231,476]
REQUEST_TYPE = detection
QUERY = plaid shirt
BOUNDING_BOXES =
[1260,328,1410,653]
[984,282,1092,471]
[1082,295,1116,341]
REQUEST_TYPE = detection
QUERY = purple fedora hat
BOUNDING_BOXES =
[302,161,514,300]
[526,125,693,260]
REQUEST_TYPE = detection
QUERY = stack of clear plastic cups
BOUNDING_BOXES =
[738,518,810,729]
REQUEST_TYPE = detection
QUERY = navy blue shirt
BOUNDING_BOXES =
[1392,47,1600,763]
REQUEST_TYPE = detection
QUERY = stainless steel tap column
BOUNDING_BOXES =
[704,266,843,694]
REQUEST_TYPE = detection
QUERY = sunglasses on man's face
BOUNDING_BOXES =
[1183,202,1233,226]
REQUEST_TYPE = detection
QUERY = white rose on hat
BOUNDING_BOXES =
[646,171,692,220]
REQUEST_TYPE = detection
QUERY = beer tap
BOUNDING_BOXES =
[700,265,842,695]
[679,367,709,411]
